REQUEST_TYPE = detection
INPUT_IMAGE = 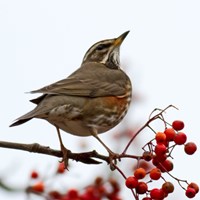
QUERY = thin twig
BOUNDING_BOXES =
[122,105,177,154]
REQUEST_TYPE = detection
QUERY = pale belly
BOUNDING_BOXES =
[43,95,131,137]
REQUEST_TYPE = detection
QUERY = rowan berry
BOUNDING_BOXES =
[143,151,153,161]
[30,171,39,179]
[188,182,199,193]
[150,188,165,199]
[184,142,197,155]
[125,176,138,189]
[31,181,45,193]
[48,191,62,199]
[136,182,148,194]
[155,144,167,155]
[67,189,79,198]
[172,120,184,131]
[155,132,166,143]
[158,159,173,172]
[185,187,196,198]
[164,128,176,141]
[150,168,161,180]
[134,168,146,179]
[174,132,187,145]
[162,182,174,194]
[57,162,65,173]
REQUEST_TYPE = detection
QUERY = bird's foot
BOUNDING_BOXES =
[107,150,120,170]
[60,146,71,170]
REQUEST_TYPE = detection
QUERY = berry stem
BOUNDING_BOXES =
[122,105,177,154]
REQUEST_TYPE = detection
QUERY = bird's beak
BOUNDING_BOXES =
[114,31,130,47]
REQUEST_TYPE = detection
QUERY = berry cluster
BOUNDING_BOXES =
[125,120,198,199]
[27,163,121,200]
[3,106,198,200]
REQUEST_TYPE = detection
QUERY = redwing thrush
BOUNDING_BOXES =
[10,31,132,166]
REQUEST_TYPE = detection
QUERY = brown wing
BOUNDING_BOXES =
[30,62,130,97]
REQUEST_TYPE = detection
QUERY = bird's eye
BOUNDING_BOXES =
[96,44,106,51]
[96,43,111,51]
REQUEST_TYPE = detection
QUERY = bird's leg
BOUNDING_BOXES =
[55,126,70,169]
[90,128,119,169]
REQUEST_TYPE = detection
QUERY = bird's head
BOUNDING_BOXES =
[82,31,129,69]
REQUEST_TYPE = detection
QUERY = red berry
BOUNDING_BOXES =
[174,132,187,145]
[57,162,65,173]
[136,182,148,194]
[155,144,167,155]
[67,189,79,198]
[172,120,184,131]
[150,188,165,199]
[185,187,196,198]
[150,168,161,180]
[188,182,199,194]
[184,142,197,155]
[134,168,146,179]
[164,128,176,141]
[125,176,138,189]
[142,198,152,200]
[162,182,174,194]
[155,132,166,144]
[30,171,39,179]
[48,191,62,199]
[158,159,173,172]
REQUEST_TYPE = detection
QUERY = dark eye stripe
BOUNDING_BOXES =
[96,43,111,51]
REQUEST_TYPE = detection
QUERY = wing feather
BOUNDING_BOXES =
[30,62,129,97]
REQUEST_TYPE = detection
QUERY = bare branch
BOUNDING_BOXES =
[0,140,109,164]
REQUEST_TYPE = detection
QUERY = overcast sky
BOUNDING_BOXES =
[0,1,200,199]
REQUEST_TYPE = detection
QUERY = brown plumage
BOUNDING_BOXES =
[10,31,132,165]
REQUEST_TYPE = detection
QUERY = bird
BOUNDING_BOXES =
[10,31,132,167]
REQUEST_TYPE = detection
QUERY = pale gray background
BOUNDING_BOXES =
[0,0,200,199]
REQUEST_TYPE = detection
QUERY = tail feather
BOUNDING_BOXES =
[10,118,32,127]
[9,109,38,127]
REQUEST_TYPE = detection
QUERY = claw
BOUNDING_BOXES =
[108,151,119,170]
[60,147,71,169]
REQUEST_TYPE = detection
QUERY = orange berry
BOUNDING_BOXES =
[57,162,65,173]
[134,168,146,179]
[150,168,161,180]
[155,132,166,143]
[31,181,45,193]
[172,120,184,131]
[164,128,176,141]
